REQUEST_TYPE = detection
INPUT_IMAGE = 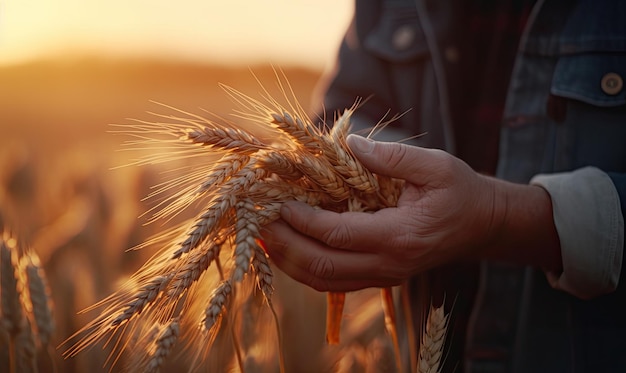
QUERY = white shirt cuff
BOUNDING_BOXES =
[531,167,624,300]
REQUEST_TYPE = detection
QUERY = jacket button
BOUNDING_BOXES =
[601,72,623,95]
[392,25,415,51]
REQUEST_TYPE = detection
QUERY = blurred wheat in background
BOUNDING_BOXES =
[1,231,55,373]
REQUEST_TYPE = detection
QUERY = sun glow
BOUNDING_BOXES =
[0,0,353,69]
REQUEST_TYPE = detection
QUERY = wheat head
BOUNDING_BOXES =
[417,304,449,373]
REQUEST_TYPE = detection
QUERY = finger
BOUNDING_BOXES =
[271,242,399,292]
[346,134,450,184]
[267,245,400,292]
[280,201,406,252]
[262,220,386,289]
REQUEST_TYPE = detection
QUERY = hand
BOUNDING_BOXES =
[262,135,561,292]
[262,135,499,291]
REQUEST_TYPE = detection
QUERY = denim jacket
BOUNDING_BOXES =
[317,0,626,372]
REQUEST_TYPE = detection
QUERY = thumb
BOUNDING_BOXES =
[346,134,446,182]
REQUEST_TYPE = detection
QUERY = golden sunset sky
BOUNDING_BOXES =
[0,0,353,69]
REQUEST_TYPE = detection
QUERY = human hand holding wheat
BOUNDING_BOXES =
[263,135,500,289]
[264,133,563,292]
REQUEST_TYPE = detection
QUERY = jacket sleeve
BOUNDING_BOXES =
[531,167,625,300]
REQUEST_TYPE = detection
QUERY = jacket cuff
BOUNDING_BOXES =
[531,167,624,299]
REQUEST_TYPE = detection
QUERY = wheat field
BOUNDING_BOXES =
[0,58,446,373]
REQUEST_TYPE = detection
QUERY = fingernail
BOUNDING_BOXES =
[347,134,375,154]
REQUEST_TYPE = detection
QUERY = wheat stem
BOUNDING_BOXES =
[381,287,403,373]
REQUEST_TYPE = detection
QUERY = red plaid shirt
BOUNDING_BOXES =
[449,0,535,174]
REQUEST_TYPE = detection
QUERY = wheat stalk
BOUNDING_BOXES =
[63,76,446,372]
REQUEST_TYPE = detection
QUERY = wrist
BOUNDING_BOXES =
[480,177,562,272]
[477,175,508,254]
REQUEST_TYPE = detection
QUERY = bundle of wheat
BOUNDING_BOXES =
[63,76,447,373]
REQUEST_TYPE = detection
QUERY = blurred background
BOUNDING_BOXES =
[0,2,400,372]
[0,0,353,154]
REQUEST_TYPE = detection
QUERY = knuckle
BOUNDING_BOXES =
[381,143,409,170]
[321,223,353,248]
[430,149,458,174]
[307,256,335,280]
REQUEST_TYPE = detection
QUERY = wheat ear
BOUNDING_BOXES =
[201,280,233,334]
[1,235,24,373]
[21,252,54,348]
[1,236,23,337]
[232,199,262,282]
[144,318,180,373]
[417,304,448,373]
